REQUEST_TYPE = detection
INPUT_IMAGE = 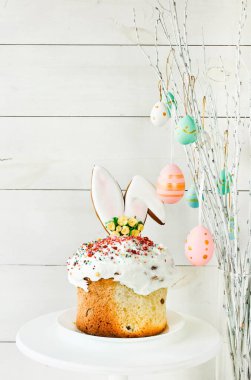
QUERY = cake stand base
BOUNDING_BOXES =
[16,310,221,379]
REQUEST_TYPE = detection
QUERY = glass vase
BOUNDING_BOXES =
[216,269,251,380]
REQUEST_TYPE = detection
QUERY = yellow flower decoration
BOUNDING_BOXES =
[128,217,137,227]
[131,229,140,237]
[121,226,130,235]
[106,215,144,236]
[107,221,115,231]
[138,223,144,232]
[118,216,128,226]
[111,231,120,236]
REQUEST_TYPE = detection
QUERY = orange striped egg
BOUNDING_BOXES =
[156,164,185,204]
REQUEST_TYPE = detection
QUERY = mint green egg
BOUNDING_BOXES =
[175,115,198,145]
[228,216,239,240]
[186,185,199,208]
[217,169,232,195]
[228,217,235,240]
[164,92,177,117]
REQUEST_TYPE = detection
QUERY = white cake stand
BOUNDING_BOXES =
[16,309,221,380]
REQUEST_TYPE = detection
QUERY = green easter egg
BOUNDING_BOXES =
[175,115,198,145]
[186,185,199,208]
[228,216,239,240]
[228,217,235,240]
[217,169,232,195]
[165,92,177,117]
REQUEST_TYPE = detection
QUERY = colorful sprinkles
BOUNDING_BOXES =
[67,235,165,273]
[67,235,175,296]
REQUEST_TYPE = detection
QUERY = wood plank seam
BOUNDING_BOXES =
[0,189,248,192]
[0,44,250,47]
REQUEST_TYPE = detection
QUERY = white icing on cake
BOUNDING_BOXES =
[67,236,175,296]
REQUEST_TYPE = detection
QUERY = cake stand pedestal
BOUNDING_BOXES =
[16,310,221,380]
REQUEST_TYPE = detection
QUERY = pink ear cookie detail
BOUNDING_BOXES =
[124,175,166,225]
[91,166,166,233]
[91,165,124,233]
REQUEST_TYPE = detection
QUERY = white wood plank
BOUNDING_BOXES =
[0,190,249,265]
[0,0,250,45]
[0,265,218,341]
[0,343,214,380]
[0,189,197,265]
[0,117,249,190]
[0,189,208,266]
[0,190,105,265]
[0,266,75,341]
[0,46,251,116]
[0,116,184,190]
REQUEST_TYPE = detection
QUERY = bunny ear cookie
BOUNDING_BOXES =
[124,175,166,225]
[91,166,166,235]
[91,165,124,233]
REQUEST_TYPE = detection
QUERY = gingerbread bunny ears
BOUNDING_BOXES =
[91,165,166,235]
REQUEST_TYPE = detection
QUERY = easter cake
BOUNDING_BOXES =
[67,166,174,338]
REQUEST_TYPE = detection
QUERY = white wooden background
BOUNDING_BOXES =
[1,1,250,379]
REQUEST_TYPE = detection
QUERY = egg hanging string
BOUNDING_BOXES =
[164,50,175,164]
[223,130,230,201]
[165,48,174,90]
[189,75,196,115]
[182,73,188,114]
[202,96,206,130]
[201,96,208,148]
[198,171,205,226]
[158,80,162,101]
[157,50,174,106]
[182,74,196,115]
[165,49,175,116]
[223,130,232,215]
[170,106,176,163]
[223,129,229,169]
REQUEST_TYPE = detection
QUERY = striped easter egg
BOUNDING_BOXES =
[156,163,185,204]
[186,185,199,208]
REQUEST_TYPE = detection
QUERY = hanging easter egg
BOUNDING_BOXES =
[186,185,199,208]
[228,217,235,241]
[175,115,198,145]
[150,101,169,127]
[228,217,239,241]
[156,163,185,204]
[217,169,232,195]
[164,92,177,117]
[185,225,214,266]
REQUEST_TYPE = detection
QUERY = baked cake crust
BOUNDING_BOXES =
[76,279,168,338]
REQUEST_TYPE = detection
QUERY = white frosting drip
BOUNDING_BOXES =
[67,236,175,296]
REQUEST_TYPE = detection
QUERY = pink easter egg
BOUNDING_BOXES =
[185,225,214,266]
[156,163,185,204]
